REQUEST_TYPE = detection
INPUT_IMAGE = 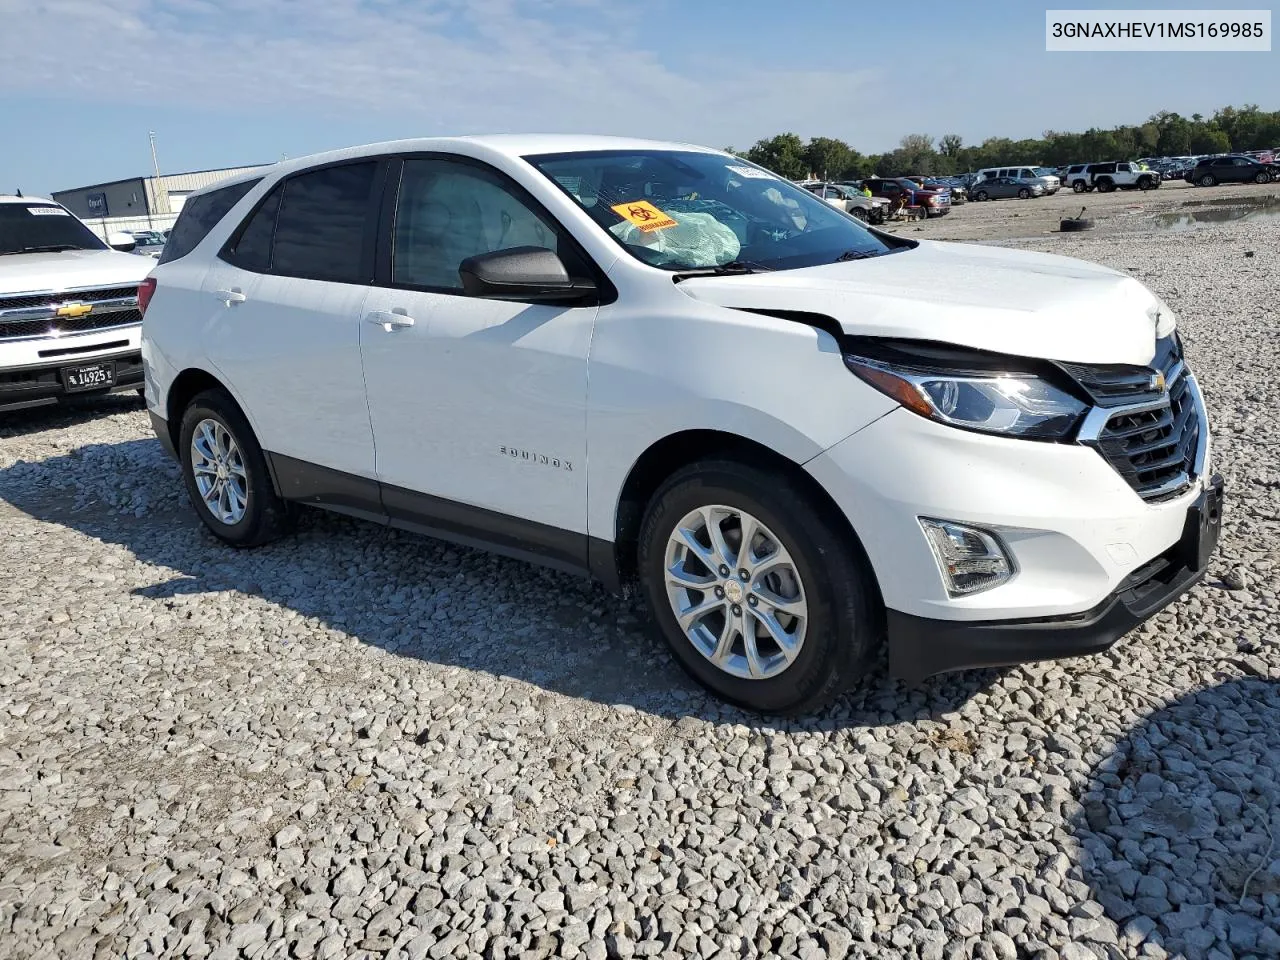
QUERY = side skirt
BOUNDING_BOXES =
[266,451,609,582]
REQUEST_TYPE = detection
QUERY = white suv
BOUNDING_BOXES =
[0,196,154,412]
[141,136,1223,713]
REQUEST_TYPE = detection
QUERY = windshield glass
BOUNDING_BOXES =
[0,204,105,255]
[525,150,894,271]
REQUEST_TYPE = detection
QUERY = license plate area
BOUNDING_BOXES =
[62,362,115,393]
[1179,476,1225,572]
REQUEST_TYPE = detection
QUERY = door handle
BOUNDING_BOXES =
[366,309,415,330]
[215,288,246,306]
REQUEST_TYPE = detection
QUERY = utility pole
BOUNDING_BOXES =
[148,130,170,222]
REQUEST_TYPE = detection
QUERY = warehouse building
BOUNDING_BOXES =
[52,165,270,222]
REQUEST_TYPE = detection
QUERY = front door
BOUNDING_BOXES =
[359,156,599,565]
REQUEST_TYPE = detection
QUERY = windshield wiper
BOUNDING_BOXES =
[833,249,880,262]
[672,260,770,282]
[3,244,88,255]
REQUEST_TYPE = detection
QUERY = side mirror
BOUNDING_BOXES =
[107,232,136,252]
[458,246,595,303]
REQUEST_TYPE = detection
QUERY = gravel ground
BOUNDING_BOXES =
[1,211,1278,960]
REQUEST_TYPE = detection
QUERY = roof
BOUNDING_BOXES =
[184,134,725,198]
[0,195,56,205]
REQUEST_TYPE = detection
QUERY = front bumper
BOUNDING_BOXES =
[0,348,144,412]
[887,476,1223,683]
[806,403,1221,678]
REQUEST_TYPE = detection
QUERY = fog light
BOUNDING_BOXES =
[919,518,1014,597]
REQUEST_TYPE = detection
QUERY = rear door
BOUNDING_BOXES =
[201,160,383,483]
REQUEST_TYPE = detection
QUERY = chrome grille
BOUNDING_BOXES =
[0,285,140,341]
[1068,335,1204,503]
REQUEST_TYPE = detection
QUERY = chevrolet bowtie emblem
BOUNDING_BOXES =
[56,302,93,318]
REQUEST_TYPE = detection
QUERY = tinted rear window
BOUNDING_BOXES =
[222,184,282,273]
[158,178,261,264]
[270,162,377,284]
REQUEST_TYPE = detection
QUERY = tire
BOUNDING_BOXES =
[178,388,291,547]
[974,190,988,201]
[1138,177,1154,191]
[1096,178,1114,193]
[1072,181,1086,193]
[637,460,877,714]
[1017,188,1030,199]
[1256,172,1271,184]
[851,206,868,222]
[1199,174,1216,187]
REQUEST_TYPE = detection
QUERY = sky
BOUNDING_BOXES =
[0,0,1273,197]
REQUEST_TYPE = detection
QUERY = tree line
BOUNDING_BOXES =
[727,105,1280,181]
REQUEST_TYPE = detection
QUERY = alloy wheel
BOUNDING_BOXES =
[190,418,248,525]
[663,505,808,680]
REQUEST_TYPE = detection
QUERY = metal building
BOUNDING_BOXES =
[51,165,271,222]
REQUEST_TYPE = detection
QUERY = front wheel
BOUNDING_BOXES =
[851,206,868,222]
[638,461,877,714]
[179,389,291,547]
[1256,171,1271,184]
[1138,177,1154,191]
[974,190,988,201]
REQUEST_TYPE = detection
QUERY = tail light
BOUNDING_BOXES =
[138,277,157,317]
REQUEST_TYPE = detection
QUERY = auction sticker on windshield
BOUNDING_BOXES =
[726,164,776,180]
[28,207,70,216]
[610,201,678,232]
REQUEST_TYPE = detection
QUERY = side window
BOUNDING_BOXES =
[1212,158,1232,167]
[1235,158,1253,166]
[222,184,283,274]
[390,158,571,292]
[158,178,260,264]
[271,162,378,284]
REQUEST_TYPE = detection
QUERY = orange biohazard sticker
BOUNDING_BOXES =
[610,200,678,232]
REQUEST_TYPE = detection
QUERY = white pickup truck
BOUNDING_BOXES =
[0,196,154,412]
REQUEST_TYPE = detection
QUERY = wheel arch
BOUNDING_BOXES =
[164,368,281,495]
[602,429,882,612]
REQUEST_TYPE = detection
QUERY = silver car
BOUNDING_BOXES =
[970,177,1045,201]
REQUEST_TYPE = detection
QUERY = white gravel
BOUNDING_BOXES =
[1,214,1277,960]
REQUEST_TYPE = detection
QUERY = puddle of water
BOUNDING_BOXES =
[1152,194,1280,230]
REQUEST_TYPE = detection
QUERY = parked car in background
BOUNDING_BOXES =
[976,166,1060,194]
[862,178,951,217]
[970,177,1044,201]
[802,182,888,223]
[1186,155,1280,186]
[1082,162,1162,192]
[1063,164,1091,192]
[128,231,167,257]
[0,195,152,412]
[140,134,1222,713]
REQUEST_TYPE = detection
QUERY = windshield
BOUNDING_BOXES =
[525,150,894,272]
[0,204,105,255]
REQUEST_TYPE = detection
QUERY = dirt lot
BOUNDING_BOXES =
[1,187,1278,960]
[884,178,1280,243]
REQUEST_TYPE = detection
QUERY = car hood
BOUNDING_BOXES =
[676,240,1175,365]
[0,248,154,295]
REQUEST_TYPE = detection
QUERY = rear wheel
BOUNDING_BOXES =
[1199,174,1216,187]
[1096,178,1115,193]
[638,461,877,714]
[179,389,291,547]
[1072,180,1087,193]
[1017,188,1030,199]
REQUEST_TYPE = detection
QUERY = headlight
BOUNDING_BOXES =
[845,355,1087,440]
